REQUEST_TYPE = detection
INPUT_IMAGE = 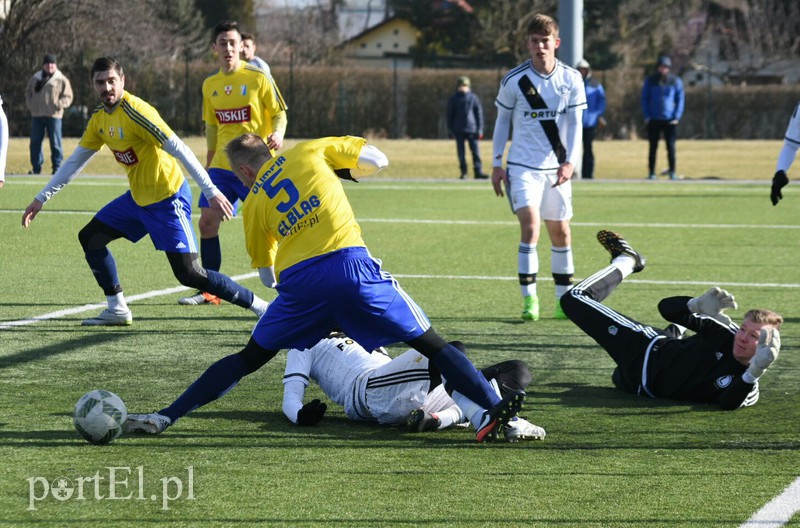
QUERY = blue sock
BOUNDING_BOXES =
[84,248,121,295]
[204,270,255,308]
[160,353,249,422]
[200,236,221,272]
[432,344,500,409]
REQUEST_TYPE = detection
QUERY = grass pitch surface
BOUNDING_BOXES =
[0,138,798,527]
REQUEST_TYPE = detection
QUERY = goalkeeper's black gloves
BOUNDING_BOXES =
[296,399,327,426]
[771,170,789,206]
[334,168,359,183]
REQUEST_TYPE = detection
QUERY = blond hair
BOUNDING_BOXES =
[744,309,783,330]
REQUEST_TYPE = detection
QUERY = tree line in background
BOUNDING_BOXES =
[389,0,800,71]
[0,0,799,139]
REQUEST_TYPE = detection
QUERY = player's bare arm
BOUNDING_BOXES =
[492,167,508,197]
[553,162,574,187]
[21,199,43,227]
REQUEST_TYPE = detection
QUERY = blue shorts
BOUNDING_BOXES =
[252,247,431,352]
[94,180,198,253]
[198,168,250,215]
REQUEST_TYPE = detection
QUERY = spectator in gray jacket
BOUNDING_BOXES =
[24,54,73,175]
[446,76,488,180]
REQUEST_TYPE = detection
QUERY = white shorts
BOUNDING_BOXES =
[506,168,573,221]
[359,350,432,425]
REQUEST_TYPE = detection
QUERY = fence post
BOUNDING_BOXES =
[704,52,715,139]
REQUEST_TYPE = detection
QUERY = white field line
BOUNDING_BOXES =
[739,477,800,528]
[1,209,799,231]
[0,272,795,330]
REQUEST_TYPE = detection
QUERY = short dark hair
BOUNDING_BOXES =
[90,57,124,79]
[225,133,271,177]
[240,32,254,42]
[213,20,241,42]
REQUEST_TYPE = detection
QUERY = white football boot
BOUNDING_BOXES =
[124,412,172,434]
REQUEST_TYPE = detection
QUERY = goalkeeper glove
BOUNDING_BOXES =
[687,287,737,325]
[746,328,780,379]
[771,170,789,206]
[296,399,327,426]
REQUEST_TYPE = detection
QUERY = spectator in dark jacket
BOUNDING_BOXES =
[576,59,606,179]
[446,76,488,179]
[641,55,684,180]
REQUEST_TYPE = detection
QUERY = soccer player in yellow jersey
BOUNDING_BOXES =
[178,19,288,307]
[21,57,269,326]
[125,134,525,443]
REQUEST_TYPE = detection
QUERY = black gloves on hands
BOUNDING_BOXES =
[296,399,327,426]
[771,170,789,206]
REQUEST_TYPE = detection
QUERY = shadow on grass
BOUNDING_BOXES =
[537,382,684,411]
[0,333,128,369]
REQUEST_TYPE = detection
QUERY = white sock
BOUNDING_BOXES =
[612,255,635,278]
[451,390,485,431]
[518,243,538,297]
[434,405,464,429]
[249,296,269,317]
[107,293,128,312]
[551,245,574,300]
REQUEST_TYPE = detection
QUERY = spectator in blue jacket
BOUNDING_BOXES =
[576,59,606,179]
[641,55,685,180]
[447,76,488,180]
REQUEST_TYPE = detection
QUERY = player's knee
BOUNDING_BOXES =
[77,224,93,251]
[197,210,221,237]
[168,253,207,289]
[505,360,532,390]
[78,219,110,252]
[560,288,579,316]
[237,338,276,374]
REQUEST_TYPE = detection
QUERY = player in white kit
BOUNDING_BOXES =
[771,100,800,205]
[491,14,586,322]
[282,333,546,442]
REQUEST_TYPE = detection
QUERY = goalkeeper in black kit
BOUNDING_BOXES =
[560,230,783,410]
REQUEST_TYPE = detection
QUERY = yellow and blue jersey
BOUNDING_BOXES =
[79,91,182,207]
[202,62,287,171]
[242,136,366,278]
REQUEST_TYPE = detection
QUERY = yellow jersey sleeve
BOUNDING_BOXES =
[79,92,184,206]
[242,136,367,278]
[202,63,287,171]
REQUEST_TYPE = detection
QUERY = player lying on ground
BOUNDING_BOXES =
[126,333,545,442]
[278,333,545,442]
[21,57,269,326]
[119,135,524,443]
[560,230,782,410]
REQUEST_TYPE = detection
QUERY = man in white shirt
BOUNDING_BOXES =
[491,14,586,322]
[241,32,271,75]
[770,101,800,205]
[282,333,546,443]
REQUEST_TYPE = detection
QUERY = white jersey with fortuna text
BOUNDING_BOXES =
[495,59,586,171]
[284,336,390,420]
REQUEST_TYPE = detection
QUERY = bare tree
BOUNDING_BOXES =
[256,0,344,66]
[0,0,207,78]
